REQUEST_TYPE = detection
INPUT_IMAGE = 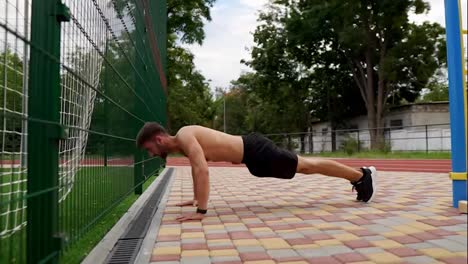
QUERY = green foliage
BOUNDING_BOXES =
[240,0,446,148]
[417,81,449,102]
[340,136,360,155]
[0,49,24,152]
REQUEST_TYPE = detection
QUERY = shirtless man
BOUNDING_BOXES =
[136,123,377,222]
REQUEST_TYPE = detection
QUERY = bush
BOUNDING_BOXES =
[340,136,360,155]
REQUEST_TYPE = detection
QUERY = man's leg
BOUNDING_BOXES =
[296,156,363,182]
[296,156,377,202]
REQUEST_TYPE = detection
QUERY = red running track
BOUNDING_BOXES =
[166,157,452,173]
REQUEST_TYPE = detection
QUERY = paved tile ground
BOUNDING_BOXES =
[149,167,467,264]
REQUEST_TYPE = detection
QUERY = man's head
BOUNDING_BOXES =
[136,122,170,159]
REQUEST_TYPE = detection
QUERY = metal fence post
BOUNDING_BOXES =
[357,130,361,152]
[27,1,69,263]
[425,125,429,153]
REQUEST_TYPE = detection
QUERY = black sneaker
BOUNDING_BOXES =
[351,166,377,203]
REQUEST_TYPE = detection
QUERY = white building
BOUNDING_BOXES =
[300,102,451,152]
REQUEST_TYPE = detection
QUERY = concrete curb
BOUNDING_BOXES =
[82,168,172,264]
[134,169,175,264]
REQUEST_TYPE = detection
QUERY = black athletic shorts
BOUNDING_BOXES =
[241,133,298,179]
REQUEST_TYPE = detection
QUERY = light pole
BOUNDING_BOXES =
[223,90,226,133]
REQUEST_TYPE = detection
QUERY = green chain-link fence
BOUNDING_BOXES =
[0,0,167,263]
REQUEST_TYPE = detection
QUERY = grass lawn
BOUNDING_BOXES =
[1,166,161,264]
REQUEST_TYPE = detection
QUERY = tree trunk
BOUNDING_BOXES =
[365,49,379,150]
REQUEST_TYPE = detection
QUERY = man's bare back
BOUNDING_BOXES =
[175,126,244,164]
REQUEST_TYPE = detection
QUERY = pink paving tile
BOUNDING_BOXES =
[206,233,230,240]
[343,239,374,249]
[240,252,271,261]
[349,229,377,236]
[391,236,422,244]
[306,256,341,264]
[229,231,255,239]
[297,214,321,220]
[348,218,374,225]
[246,223,268,228]
[419,219,454,227]
[222,219,241,223]
[411,232,440,241]
[429,229,458,236]
[286,238,315,245]
[291,223,311,229]
[218,211,235,215]
[306,233,334,241]
[208,244,236,250]
[182,243,208,250]
[333,252,368,263]
[360,214,385,220]
[271,225,294,231]
[321,215,345,222]
[439,257,468,264]
[386,247,422,257]
[157,235,180,242]
[150,254,180,262]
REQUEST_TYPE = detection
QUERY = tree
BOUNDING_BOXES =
[284,0,446,149]
[0,49,24,152]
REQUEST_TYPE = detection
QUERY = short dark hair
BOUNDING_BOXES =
[136,122,168,148]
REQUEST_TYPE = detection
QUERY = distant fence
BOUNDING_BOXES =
[264,123,451,153]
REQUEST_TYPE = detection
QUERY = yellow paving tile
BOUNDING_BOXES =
[208,239,231,243]
[296,226,318,231]
[181,232,204,239]
[153,247,181,255]
[277,230,295,233]
[456,251,468,257]
[408,222,437,231]
[224,223,244,227]
[432,216,450,221]
[181,250,210,257]
[313,210,333,216]
[233,239,261,246]
[419,248,458,259]
[348,262,377,264]
[158,228,181,236]
[315,239,343,246]
[250,227,273,232]
[392,225,421,234]
[401,213,426,220]
[315,223,336,229]
[278,261,308,264]
[332,233,360,241]
[265,220,283,225]
[366,252,402,263]
[371,240,404,249]
[209,249,238,257]
[341,225,363,231]
[259,238,291,249]
[282,217,303,223]
[382,231,406,237]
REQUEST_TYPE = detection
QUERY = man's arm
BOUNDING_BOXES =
[178,133,209,211]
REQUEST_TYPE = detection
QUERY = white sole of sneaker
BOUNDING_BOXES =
[367,166,377,203]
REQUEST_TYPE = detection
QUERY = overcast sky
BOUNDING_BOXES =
[183,0,468,90]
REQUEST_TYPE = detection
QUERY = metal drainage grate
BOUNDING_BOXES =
[106,239,141,264]
[105,168,173,264]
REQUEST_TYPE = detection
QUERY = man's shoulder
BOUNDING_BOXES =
[177,125,211,135]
